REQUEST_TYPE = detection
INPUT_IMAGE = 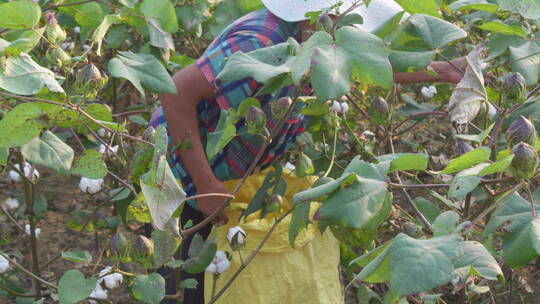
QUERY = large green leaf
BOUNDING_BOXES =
[448,163,488,200]
[152,230,181,268]
[503,216,540,268]
[58,270,97,304]
[394,0,441,17]
[130,273,166,304]
[182,232,218,274]
[140,155,186,231]
[0,1,41,29]
[108,51,177,97]
[354,234,463,302]
[498,0,540,19]
[432,211,461,237]
[92,14,121,56]
[487,33,528,60]
[141,0,179,33]
[377,153,429,172]
[388,50,436,72]
[441,146,491,174]
[0,54,65,95]
[1,27,45,55]
[71,150,108,179]
[449,0,499,13]
[454,241,504,282]
[21,131,74,175]
[0,103,43,148]
[477,21,526,37]
[292,27,393,100]
[509,41,540,86]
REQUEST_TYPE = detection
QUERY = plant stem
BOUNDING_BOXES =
[526,182,537,217]
[387,182,450,189]
[0,252,56,289]
[488,109,507,158]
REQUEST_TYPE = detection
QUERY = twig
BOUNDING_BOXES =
[0,205,26,233]
[0,252,57,289]
[526,83,540,99]
[393,111,447,131]
[488,109,507,156]
[112,110,151,117]
[184,193,235,201]
[0,283,36,298]
[43,0,97,11]
[387,182,450,189]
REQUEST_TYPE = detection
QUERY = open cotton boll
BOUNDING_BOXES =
[8,162,39,183]
[205,263,217,274]
[421,86,437,99]
[102,273,123,289]
[215,258,230,274]
[0,255,9,273]
[98,144,118,156]
[24,224,41,238]
[330,100,349,114]
[97,128,111,138]
[89,283,108,304]
[3,198,20,210]
[205,250,230,274]
[79,177,104,194]
[284,162,296,171]
[227,226,246,250]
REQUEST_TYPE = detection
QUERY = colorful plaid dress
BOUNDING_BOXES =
[149,9,307,207]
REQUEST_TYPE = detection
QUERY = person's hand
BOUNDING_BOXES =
[195,178,229,224]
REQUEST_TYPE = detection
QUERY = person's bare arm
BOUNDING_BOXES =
[393,58,467,84]
[160,63,228,223]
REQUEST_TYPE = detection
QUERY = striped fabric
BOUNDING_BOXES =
[150,9,307,206]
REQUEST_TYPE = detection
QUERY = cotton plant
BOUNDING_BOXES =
[8,162,40,183]
[79,177,104,194]
[98,267,124,289]
[205,250,230,274]
[2,197,20,210]
[25,224,41,238]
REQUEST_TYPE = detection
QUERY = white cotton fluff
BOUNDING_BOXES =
[79,177,104,194]
[362,130,375,140]
[8,162,40,183]
[227,226,246,249]
[205,250,230,274]
[284,162,296,171]
[98,144,118,156]
[330,100,349,114]
[98,267,123,289]
[3,198,20,210]
[420,86,437,99]
[97,128,111,138]
[88,283,108,303]
[24,224,41,238]
[0,255,9,273]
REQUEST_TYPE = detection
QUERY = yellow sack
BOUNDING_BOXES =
[204,170,343,304]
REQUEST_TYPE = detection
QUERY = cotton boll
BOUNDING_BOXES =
[284,162,296,171]
[227,226,246,250]
[205,263,217,274]
[97,128,111,138]
[421,86,437,99]
[330,100,341,113]
[79,177,104,194]
[362,130,375,140]
[98,144,118,156]
[0,255,9,273]
[339,102,349,115]
[103,273,123,289]
[74,26,81,34]
[8,162,39,183]
[89,284,108,303]
[24,224,41,238]
[215,258,230,274]
[205,250,230,274]
[3,198,20,210]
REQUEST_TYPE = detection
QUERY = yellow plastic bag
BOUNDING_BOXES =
[204,170,343,304]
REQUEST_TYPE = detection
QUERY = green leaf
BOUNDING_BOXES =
[432,211,460,237]
[146,18,175,51]
[378,153,429,172]
[206,110,237,162]
[394,0,441,18]
[0,1,41,29]
[354,234,463,302]
[477,21,526,37]
[483,191,540,238]
[509,41,540,86]
[140,155,186,231]
[61,251,92,263]
[0,54,65,95]
[21,131,74,175]
[108,51,177,97]
[92,14,121,56]
[289,202,312,247]
[71,150,107,179]
[0,147,7,166]
[449,175,482,200]
[73,2,106,28]
[292,27,393,100]
[455,122,495,144]
[2,27,45,55]
[178,278,198,289]
[498,0,540,19]
[130,273,166,304]
[152,230,181,268]
[182,232,217,274]
[449,0,499,13]
[141,0,179,33]
[0,103,43,148]
[455,241,504,282]
[478,155,514,176]
[415,197,441,223]
[58,270,97,304]
[388,50,436,72]
[441,146,491,174]
[503,216,540,268]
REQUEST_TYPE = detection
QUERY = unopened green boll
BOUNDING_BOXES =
[110,232,130,256]
[48,47,71,67]
[45,13,67,44]
[245,106,267,135]
[509,142,539,179]
[317,14,334,32]
[272,96,292,119]
[506,116,537,147]
[132,235,154,257]
[500,72,527,101]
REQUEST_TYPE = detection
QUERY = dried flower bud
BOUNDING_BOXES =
[227,226,246,250]
[110,233,129,256]
[317,13,334,31]
[77,63,103,84]
[245,106,267,135]
[45,13,66,44]
[500,72,527,101]
[132,235,154,257]
[142,126,156,142]
[370,96,390,125]
[372,96,389,114]
[506,116,537,147]
[510,142,539,179]
[456,142,474,156]
[272,97,292,119]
